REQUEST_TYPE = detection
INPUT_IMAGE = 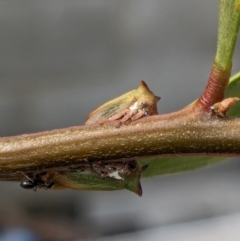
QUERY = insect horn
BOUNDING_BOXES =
[138,80,150,91]
[124,164,148,197]
[125,180,143,196]
[138,80,161,102]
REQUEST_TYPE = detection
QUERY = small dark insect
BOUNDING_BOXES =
[20,173,54,191]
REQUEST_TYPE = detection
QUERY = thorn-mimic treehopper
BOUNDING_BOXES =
[85,80,160,126]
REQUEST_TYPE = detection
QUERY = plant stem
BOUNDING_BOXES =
[1,113,240,180]
[198,0,240,109]
[216,0,240,70]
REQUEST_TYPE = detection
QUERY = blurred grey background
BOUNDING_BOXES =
[0,0,240,241]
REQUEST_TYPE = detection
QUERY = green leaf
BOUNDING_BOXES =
[225,72,240,116]
[139,156,226,178]
[139,72,240,178]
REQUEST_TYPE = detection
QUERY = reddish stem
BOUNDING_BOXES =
[197,63,231,109]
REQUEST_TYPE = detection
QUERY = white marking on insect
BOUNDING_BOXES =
[108,170,123,180]
[129,101,138,111]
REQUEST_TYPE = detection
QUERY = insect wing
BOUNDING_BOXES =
[52,172,124,191]
[51,161,145,196]
[85,92,136,125]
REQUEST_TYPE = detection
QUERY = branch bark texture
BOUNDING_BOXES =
[1,108,240,180]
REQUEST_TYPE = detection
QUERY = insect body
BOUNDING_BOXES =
[20,173,54,191]
[20,180,54,191]
[85,80,160,125]
[51,161,146,196]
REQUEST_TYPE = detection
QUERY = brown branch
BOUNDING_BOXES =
[1,105,240,180]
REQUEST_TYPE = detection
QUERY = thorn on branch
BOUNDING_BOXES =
[210,97,239,117]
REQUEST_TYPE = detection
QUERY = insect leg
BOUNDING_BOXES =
[121,109,138,123]
[131,109,146,121]
[108,109,129,121]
